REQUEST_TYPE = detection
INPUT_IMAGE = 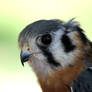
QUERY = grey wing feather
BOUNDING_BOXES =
[71,67,92,92]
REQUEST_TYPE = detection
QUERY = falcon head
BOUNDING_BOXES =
[18,19,90,77]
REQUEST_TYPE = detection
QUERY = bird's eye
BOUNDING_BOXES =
[36,34,52,46]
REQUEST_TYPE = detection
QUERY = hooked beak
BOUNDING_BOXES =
[20,51,33,66]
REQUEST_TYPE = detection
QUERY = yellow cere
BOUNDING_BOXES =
[0,0,92,92]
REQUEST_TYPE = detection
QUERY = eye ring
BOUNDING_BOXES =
[36,34,52,46]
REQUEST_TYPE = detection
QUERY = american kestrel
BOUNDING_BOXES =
[18,19,92,92]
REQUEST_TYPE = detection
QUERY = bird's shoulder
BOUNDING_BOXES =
[71,67,92,92]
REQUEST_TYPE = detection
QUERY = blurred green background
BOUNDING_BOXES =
[0,0,92,92]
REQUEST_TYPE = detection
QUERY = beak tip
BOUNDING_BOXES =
[20,50,32,67]
[21,60,24,67]
[22,62,24,67]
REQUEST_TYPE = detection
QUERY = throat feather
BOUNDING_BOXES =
[37,60,85,92]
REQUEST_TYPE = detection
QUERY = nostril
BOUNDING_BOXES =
[27,48,30,51]
[20,51,32,66]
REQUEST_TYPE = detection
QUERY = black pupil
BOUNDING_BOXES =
[41,34,51,45]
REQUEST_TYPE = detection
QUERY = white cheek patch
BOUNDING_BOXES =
[29,55,53,77]
[49,29,79,68]
[28,38,54,76]
[28,29,80,76]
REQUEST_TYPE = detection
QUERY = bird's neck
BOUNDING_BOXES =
[38,77,70,92]
[38,61,85,92]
